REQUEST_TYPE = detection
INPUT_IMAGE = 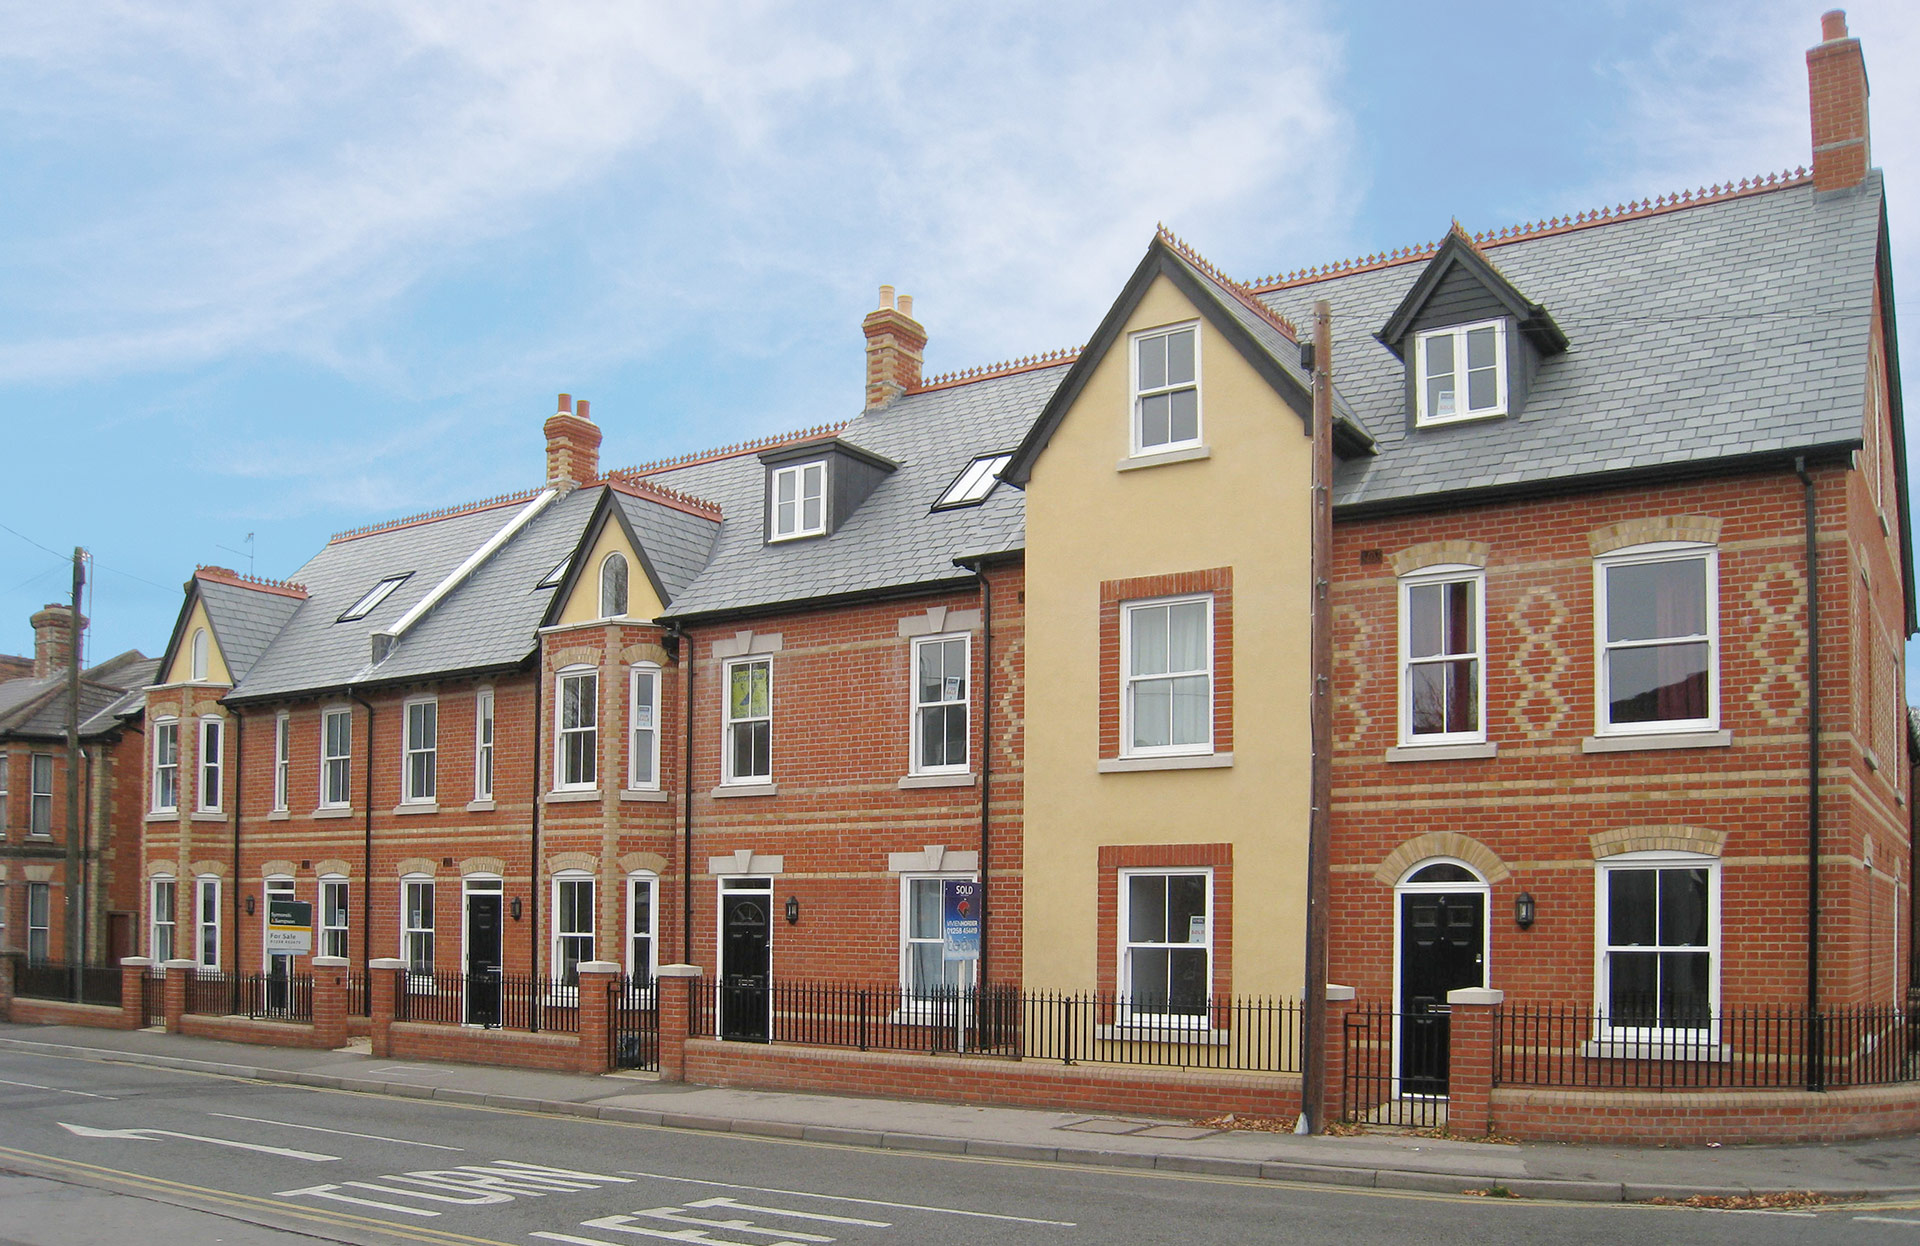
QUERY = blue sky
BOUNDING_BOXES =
[2,0,1916,686]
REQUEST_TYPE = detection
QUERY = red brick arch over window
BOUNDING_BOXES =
[1097,566,1233,760]
[1096,842,1233,1002]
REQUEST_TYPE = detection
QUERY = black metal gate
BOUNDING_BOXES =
[142,972,165,1027]
[610,976,659,1071]
[1342,1005,1448,1128]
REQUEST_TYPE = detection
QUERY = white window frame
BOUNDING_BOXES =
[1117,867,1213,1029]
[338,574,409,622]
[551,872,595,992]
[627,872,657,986]
[1398,565,1486,746]
[29,752,53,835]
[1593,851,1721,1043]
[1413,318,1508,426]
[721,657,773,785]
[0,880,7,947]
[197,717,223,813]
[319,876,349,960]
[272,713,290,812]
[401,876,435,978]
[150,877,177,962]
[910,634,970,775]
[0,749,8,832]
[628,664,661,790]
[898,872,976,1006]
[190,627,209,681]
[1594,542,1719,736]
[26,881,50,963]
[193,875,221,972]
[554,666,599,791]
[1120,595,1214,759]
[1130,321,1202,456]
[932,453,1012,510]
[770,462,827,541]
[600,552,630,619]
[401,696,438,804]
[320,707,352,808]
[151,720,179,814]
[474,689,495,801]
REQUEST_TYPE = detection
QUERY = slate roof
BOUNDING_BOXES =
[198,578,304,682]
[611,490,721,601]
[0,653,156,741]
[1259,175,1886,511]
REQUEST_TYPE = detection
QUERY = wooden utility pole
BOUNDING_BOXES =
[64,548,86,983]
[1300,302,1335,1132]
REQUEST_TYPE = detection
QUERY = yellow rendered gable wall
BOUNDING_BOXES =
[162,599,233,685]
[1021,274,1316,996]
[555,518,664,626]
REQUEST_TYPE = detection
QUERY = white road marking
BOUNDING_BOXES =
[618,1170,1076,1226]
[208,1112,464,1151]
[598,1208,836,1241]
[1857,1216,1920,1226]
[274,1183,441,1217]
[0,1077,111,1099]
[689,1198,889,1227]
[58,1121,337,1161]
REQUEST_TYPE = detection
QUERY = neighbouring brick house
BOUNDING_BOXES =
[119,11,1910,1138]
[0,604,155,966]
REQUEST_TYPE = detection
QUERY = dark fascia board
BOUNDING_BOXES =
[221,656,538,711]
[662,575,979,629]
[1333,444,1858,523]
[1875,207,1916,636]
[537,487,673,628]
[759,436,899,475]
[1004,238,1317,487]
[951,547,1027,571]
[1376,233,1569,359]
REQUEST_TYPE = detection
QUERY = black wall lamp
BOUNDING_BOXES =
[1514,891,1536,929]
[785,896,800,925]
[245,895,256,916]
[510,897,523,921]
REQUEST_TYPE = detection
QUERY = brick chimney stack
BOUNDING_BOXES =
[544,392,602,489]
[1808,10,1870,192]
[30,602,83,679]
[862,285,927,411]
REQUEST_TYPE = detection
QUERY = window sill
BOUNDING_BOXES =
[1866,749,1882,773]
[312,807,355,820]
[1095,1022,1226,1046]
[393,802,439,816]
[621,788,671,803]
[189,811,226,822]
[146,811,180,823]
[1415,408,1507,430]
[898,772,975,790]
[1579,1037,1731,1063]
[710,783,778,799]
[467,799,495,812]
[1582,729,1731,753]
[266,810,289,821]
[545,789,600,804]
[1098,752,1232,773]
[1117,444,1211,472]
[1386,741,1498,763]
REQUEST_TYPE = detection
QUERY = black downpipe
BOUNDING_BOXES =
[531,668,543,993]
[1798,458,1824,1091]
[229,716,244,996]
[975,566,993,988]
[680,628,696,966]
[80,745,93,966]
[350,693,375,980]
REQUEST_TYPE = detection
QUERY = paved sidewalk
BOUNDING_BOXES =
[5,1021,1918,1204]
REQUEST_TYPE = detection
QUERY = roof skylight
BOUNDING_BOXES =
[932,453,1012,510]
[337,574,411,623]
[537,554,571,590]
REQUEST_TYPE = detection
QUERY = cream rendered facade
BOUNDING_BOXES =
[1020,273,1317,997]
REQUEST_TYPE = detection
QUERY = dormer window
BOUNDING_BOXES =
[771,462,826,541]
[1132,324,1200,453]
[1415,320,1507,426]
[338,573,410,622]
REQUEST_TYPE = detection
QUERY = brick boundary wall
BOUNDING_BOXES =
[680,1038,1302,1120]
[177,1013,335,1049]
[1489,1083,1920,1145]
[384,1021,584,1073]
[6,1000,131,1029]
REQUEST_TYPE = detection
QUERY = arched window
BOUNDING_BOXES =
[600,553,629,618]
[190,628,209,681]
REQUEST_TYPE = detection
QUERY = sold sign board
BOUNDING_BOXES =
[941,880,981,962]
[265,898,314,955]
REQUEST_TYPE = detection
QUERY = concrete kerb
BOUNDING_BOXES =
[2,1032,1914,1206]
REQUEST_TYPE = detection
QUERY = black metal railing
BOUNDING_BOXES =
[685,980,1301,1073]
[394,970,580,1033]
[1341,1005,1448,1127]
[610,976,659,1070]
[1495,1002,1918,1090]
[184,970,234,1016]
[7,956,122,1007]
[233,973,314,1022]
[142,971,165,1027]
[347,971,369,1018]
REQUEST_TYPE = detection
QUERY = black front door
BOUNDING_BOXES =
[720,890,772,1042]
[466,893,503,1027]
[1398,891,1484,1095]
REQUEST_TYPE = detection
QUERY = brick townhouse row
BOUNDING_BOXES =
[103,11,1912,1130]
